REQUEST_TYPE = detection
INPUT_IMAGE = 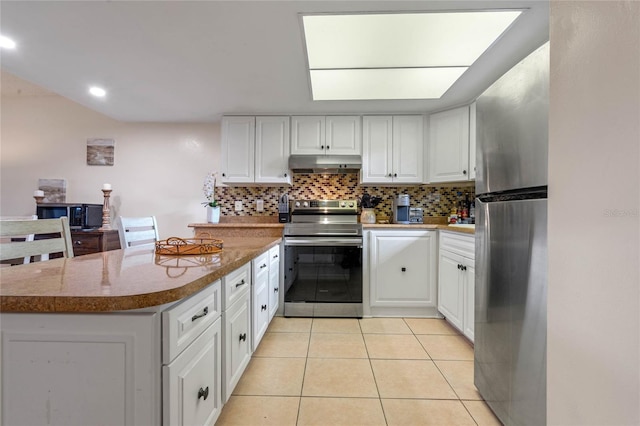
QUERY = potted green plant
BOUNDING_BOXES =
[202,172,220,223]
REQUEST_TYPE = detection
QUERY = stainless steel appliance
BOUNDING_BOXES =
[409,207,423,224]
[475,42,549,426]
[278,193,289,223]
[392,194,410,224]
[283,199,362,317]
[36,203,103,229]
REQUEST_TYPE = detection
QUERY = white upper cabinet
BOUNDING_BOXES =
[361,115,424,184]
[469,102,477,180]
[221,116,291,185]
[291,116,361,155]
[255,116,291,184]
[221,116,255,184]
[428,105,472,183]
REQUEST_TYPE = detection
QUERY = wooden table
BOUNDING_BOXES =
[70,229,120,256]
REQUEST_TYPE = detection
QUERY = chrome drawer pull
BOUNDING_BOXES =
[198,386,209,400]
[191,306,209,322]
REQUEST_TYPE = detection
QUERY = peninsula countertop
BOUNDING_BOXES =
[0,237,281,313]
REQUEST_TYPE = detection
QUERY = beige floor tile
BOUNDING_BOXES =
[405,318,460,335]
[435,360,482,400]
[267,316,312,333]
[417,334,474,360]
[253,332,309,358]
[462,400,503,426]
[297,397,386,426]
[363,334,430,359]
[302,358,378,397]
[311,318,361,333]
[382,399,477,426]
[359,318,412,334]
[233,357,305,396]
[371,359,457,399]
[308,333,368,358]
[215,395,299,426]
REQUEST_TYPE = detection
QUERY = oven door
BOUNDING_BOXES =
[283,236,363,318]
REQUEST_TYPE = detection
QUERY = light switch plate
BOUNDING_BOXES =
[234,201,243,211]
[256,199,264,212]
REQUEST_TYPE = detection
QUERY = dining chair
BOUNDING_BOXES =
[0,217,74,263]
[117,216,160,248]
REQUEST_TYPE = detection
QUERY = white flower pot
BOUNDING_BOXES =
[206,206,220,224]
[360,208,376,224]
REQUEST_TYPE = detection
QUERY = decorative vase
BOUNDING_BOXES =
[206,206,220,224]
[360,208,376,224]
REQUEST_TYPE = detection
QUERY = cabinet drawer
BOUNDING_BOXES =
[253,251,269,280]
[71,233,102,255]
[163,318,222,426]
[223,263,251,309]
[163,280,221,363]
[439,231,475,259]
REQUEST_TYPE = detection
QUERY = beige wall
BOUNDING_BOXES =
[1,81,220,238]
[549,1,639,424]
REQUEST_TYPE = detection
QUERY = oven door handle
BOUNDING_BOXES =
[284,237,363,247]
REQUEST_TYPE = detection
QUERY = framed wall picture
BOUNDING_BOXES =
[38,178,67,203]
[87,138,115,166]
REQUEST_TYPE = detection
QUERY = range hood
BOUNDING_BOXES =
[289,155,362,174]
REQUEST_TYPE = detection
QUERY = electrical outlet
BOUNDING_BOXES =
[234,201,243,211]
[256,199,264,212]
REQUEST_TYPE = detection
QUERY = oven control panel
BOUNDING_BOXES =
[291,199,358,213]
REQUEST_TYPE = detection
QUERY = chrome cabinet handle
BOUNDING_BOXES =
[198,386,209,400]
[74,240,82,245]
[235,279,246,288]
[192,306,209,322]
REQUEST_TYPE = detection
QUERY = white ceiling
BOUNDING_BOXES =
[0,1,549,123]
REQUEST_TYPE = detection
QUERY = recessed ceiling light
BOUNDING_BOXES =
[0,35,17,49]
[302,11,523,101]
[89,86,106,97]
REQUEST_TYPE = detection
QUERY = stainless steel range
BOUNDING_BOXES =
[283,199,363,318]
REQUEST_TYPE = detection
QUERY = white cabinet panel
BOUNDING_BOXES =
[255,116,291,184]
[437,249,464,330]
[469,102,477,180]
[163,319,222,426]
[268,245,281,319]
[326,116,362,155]
[1,313,159,426]
[252,252,270,351]
[429,106,471,183]
[223,291,252,402]
[463,260,475,341]
[291,116,325,154]
[221,116,255,183]
[362,115,423,184]
[369,230,437,309]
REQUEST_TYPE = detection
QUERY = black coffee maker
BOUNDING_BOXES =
[392,194,410,224]
[278,194,290,223]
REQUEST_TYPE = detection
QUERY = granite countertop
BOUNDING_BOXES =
[0,237,281,313]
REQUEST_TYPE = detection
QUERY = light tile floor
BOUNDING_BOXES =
[215,317,502,426]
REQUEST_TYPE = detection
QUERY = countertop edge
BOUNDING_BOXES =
[0,238,282,314]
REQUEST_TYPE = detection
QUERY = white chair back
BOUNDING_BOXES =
[0,217,74,263]
[117,216,159,248]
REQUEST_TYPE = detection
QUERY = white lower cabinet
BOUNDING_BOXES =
[252,252,270,352]
[438,231,475,341]
[268,245,281,319]
[222,263,252,403]
[368,230,438,317]
[163,319,222,426]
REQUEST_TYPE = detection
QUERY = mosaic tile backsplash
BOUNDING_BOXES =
[215,174,475,219]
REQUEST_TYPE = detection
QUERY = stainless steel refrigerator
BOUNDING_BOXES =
[475,42,549,426]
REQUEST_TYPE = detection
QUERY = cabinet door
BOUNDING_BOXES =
[255,116,291,184]
[163,319,222,426]
[469,102,477,180]
[369,231,437,308]
[429,106,470,182]
[361,116,393,183]
[221,116,255,183]
[251,263,269,351]
[392,115,424,183]
[463,258,475,342]
[291,116,325,154]
[437,249,464,331]
[223,292,251,403]
[326,116,361,155]
[268,245,281,319]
